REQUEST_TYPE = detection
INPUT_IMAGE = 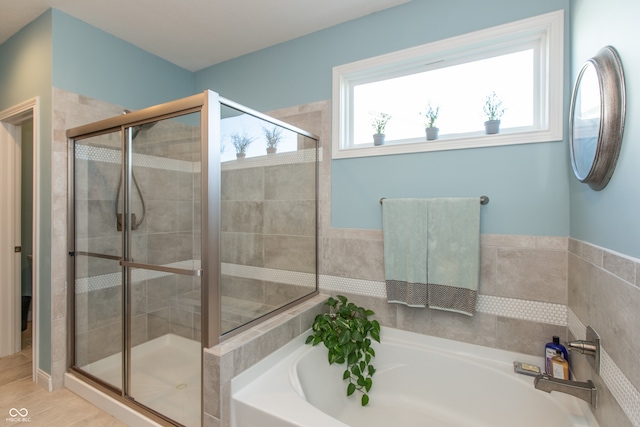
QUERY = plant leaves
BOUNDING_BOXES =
[351,364,361,376]
[370,327,381,343]
[365,377,373,392]
[311,295,380,407]
[347,383,356,396]
[338,330,351,345]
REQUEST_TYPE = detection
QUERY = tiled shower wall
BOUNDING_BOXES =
[220,160,317,332]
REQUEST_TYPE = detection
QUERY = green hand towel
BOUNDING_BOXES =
[383,197,480,315]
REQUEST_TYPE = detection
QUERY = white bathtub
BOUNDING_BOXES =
[231,327,600,427]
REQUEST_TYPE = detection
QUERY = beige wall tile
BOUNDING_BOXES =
[589,267,640,392]
[603,251,636,284]
[569,239,603,267]
[264,235,316,273]
[496,317,565,356]
[479,245,497,295]
[396,305,497,348]
[568,253,591,324]
[321,237,384,281]
[496,248,567,304]
[221,201,264,233]
[481,234,536,248]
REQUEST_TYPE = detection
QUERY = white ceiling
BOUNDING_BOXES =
[0,0,411,71]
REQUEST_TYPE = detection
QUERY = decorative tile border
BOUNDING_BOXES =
[568,309,640,426]
[75,261,315,294]
[319,274,386,298]
[75,260,200,293]
[476,295,567,326]
[74,143,197,173]
[222,263,315,287]
[221,147,318,170]
[319,275,568,326]
[75,143,319,175]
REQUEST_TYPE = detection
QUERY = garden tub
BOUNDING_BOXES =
[231,327,599,427]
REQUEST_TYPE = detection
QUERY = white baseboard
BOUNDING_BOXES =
[36,368,52,392]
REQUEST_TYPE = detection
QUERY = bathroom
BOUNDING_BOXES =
[0,0,638,426]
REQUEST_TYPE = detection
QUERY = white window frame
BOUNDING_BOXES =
[332,10,564,159]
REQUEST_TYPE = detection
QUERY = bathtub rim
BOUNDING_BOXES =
[231,326,600,427]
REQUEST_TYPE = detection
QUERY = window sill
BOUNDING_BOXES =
[332,127,563,159]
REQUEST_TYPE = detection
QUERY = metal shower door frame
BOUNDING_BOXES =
[66,90,221,426]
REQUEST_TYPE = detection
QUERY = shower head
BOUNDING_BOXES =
[131,122,157,140]
[122,109,157,139]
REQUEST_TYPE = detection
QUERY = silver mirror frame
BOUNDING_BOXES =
[569,46,626,191]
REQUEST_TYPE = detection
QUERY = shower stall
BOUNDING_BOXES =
[66,91,319,426]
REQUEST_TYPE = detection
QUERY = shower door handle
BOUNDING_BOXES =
[119,260,203,277]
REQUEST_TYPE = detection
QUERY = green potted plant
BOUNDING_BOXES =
[421,102,440,141]
[371,112,391,146]
[306,295,381,406]
[230,131,255,160]
[263,125,283,155]
[483,91,506,134]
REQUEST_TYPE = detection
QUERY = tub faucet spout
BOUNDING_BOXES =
[534,374,597,408]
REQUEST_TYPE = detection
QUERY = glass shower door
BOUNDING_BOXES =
[73,129,124,390]
[123,112,202,426]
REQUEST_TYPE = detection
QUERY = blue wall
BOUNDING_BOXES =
[0,10,53,373]
[570,0,640,258]
[196,0,572,236]
[52,9,195,110]
[0,8,198,375]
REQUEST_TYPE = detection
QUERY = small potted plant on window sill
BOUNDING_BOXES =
[421,102,440,141]
[231,131,255,160]
[263,125,283,155]
[483,91,506,135]
[371,112,391,146]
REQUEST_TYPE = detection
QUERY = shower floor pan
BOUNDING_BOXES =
[79,333,201,426]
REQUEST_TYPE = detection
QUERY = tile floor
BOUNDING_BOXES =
[0,323,127,426]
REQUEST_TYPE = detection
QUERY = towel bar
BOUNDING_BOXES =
[380,196,489,205]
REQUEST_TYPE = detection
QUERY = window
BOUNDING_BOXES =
[332,10,564,159]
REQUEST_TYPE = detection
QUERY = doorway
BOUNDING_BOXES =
[0,97,39,382]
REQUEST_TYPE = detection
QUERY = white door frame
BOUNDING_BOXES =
[0,97,40,381]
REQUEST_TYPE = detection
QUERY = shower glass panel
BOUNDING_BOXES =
[73,129,124,390]
[219,104,317,334]
[126,112,202,427]
[68,90,318,426]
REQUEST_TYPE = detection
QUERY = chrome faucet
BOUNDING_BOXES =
[534,374,598,407]
[566,339,598,355]
[568,325,601,375]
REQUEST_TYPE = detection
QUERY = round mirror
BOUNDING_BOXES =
[569,46,625,191]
